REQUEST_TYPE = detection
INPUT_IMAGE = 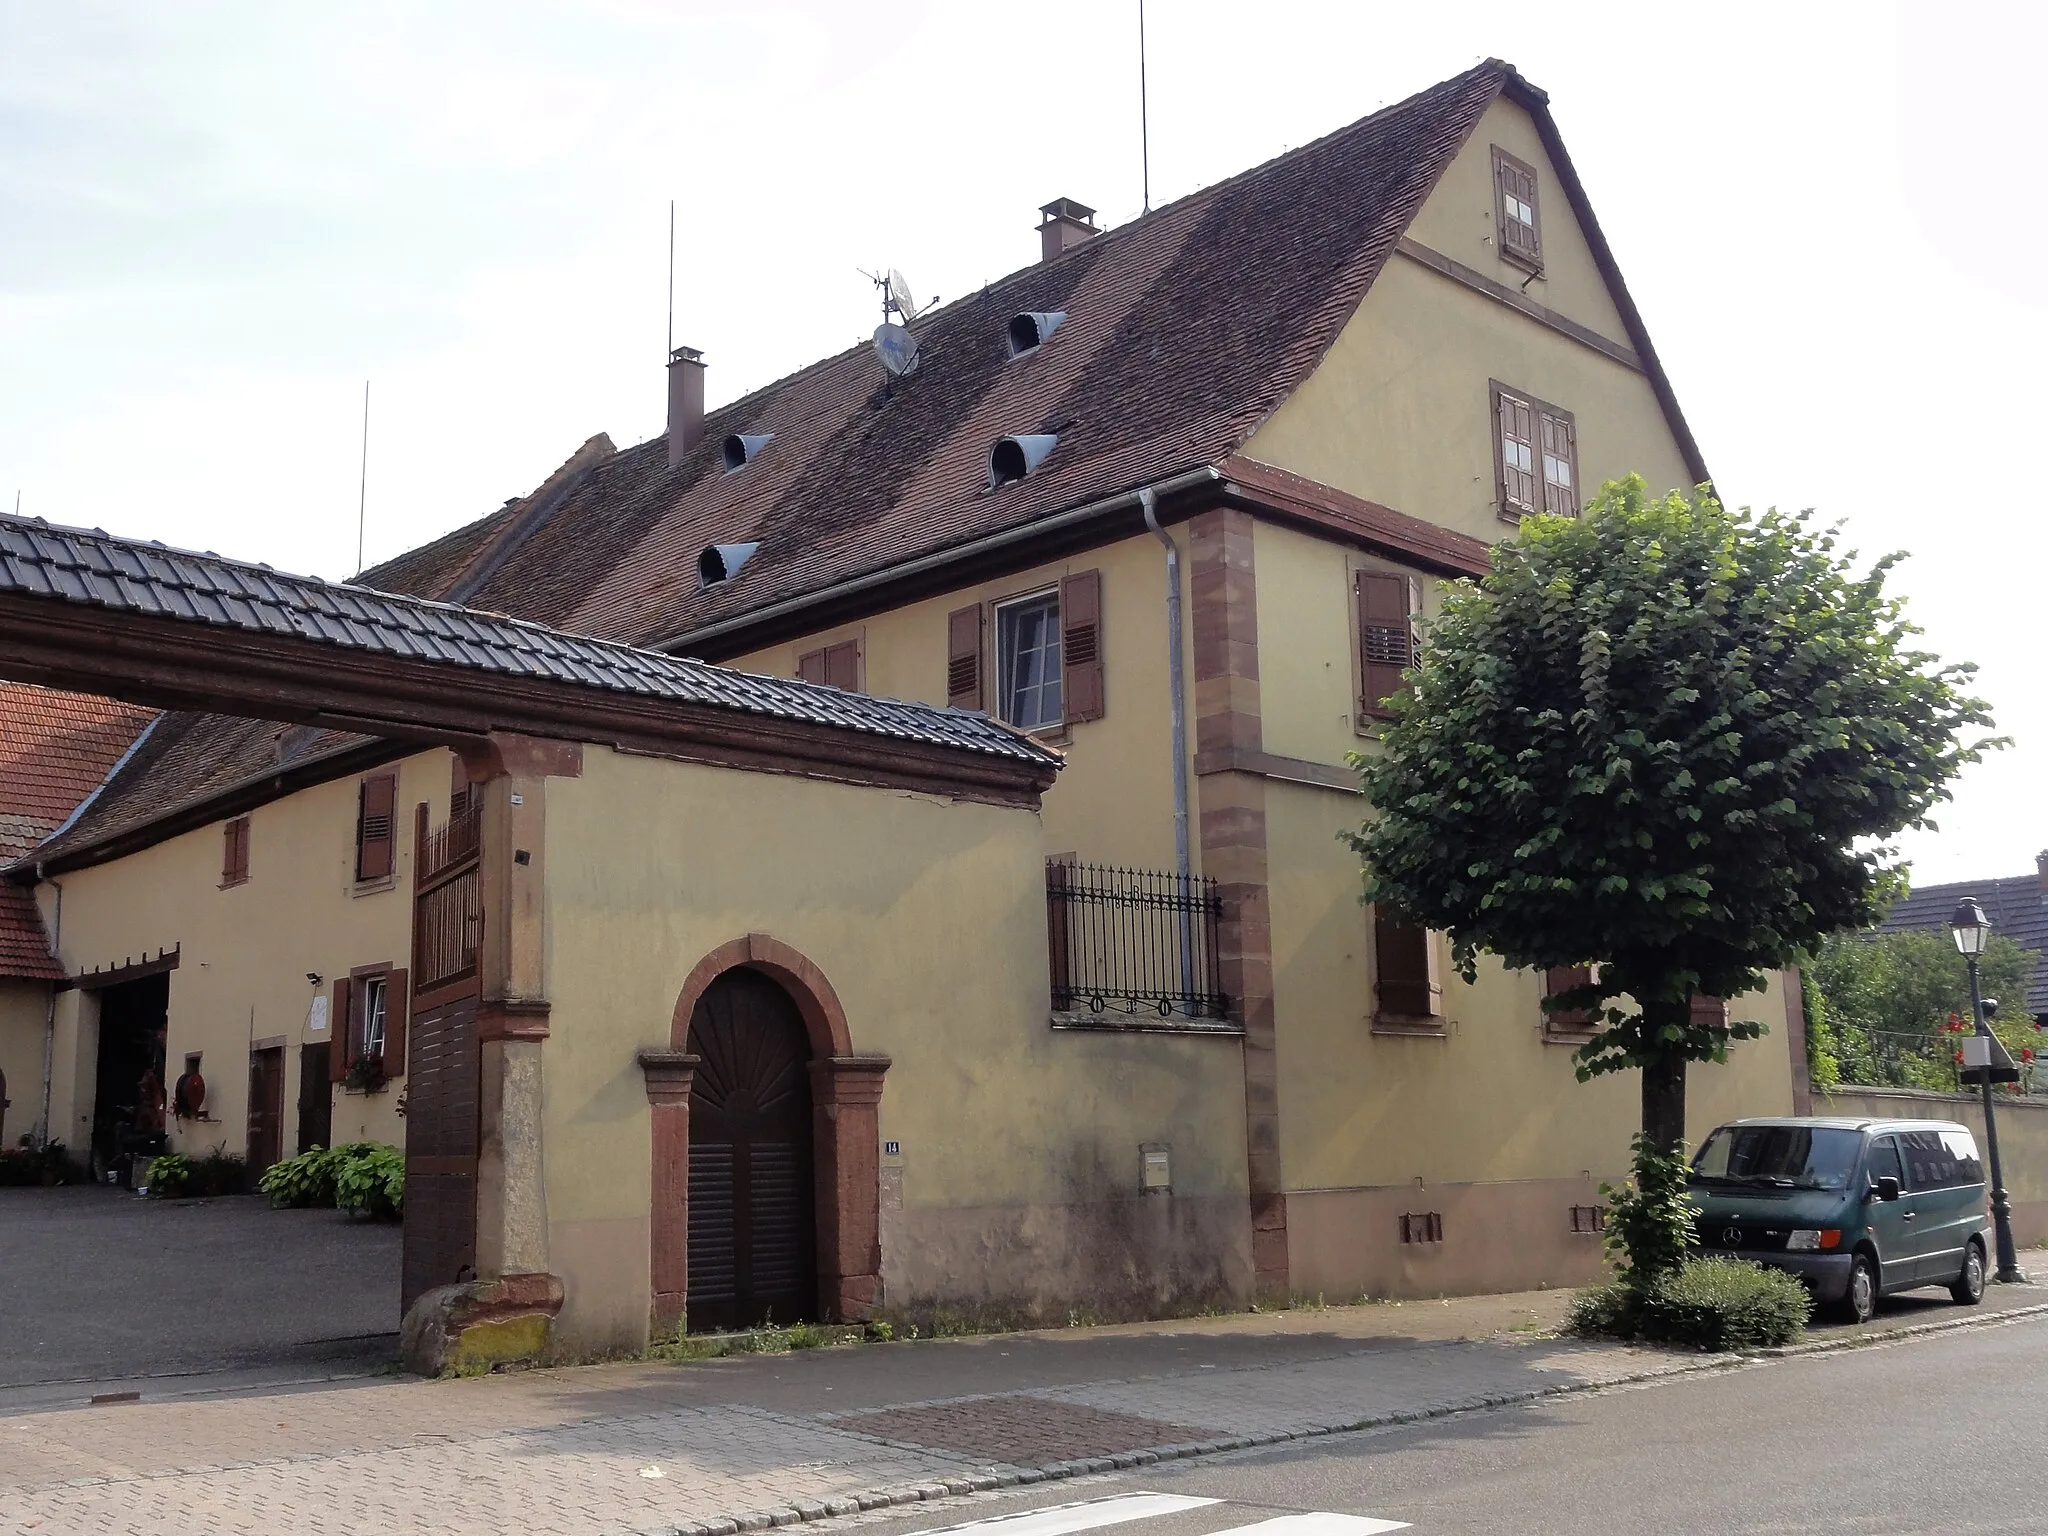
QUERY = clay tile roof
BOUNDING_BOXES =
[1877,872,2048,1017]
[0,681,155,975]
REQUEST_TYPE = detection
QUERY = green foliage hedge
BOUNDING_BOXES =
[1568,1257,1811,1351]
[258,1142,403,1221]
[144,1148,246,1198]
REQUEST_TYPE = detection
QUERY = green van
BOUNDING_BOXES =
[1689,1117,1989,1323]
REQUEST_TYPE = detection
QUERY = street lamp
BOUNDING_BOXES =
[1951,896,2027,1284]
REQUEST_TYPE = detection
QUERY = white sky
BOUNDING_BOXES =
[2,1,2041,888]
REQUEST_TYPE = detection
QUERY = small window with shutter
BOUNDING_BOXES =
[1491,145,1542,270]
[1543,964,1597,1040]
[334,962,409,1082]
[1492,382,1578,522]
[354,772,398,884]
[1355,570,1415,724]
[221,816,250,888]
[1372,907,1444,1030]
[797,637,861,693]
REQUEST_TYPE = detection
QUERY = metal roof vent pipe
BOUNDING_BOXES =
[1007,311,1066,357]
[697,541,760,587]
[667,345,706,469]
[723,432,773,472]
[1038,197,1097,263]
[988,434,1059,488]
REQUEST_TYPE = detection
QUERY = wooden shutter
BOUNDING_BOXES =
[824,640,859,692]
[1494,147,1541,264]
[1374,908,1437,1019]
[1496,390,1538,514]
[796,647,830,684]
[1545,964,1595,1032]
[356,773,397,881]
[383,968,409,1077]
[1539,410,1578,517]
[449,753,472,819]
[329,977,353,1082]
[1060,569,1104,723]
[946,604,984,710]
[1689,993,1728,1028]
[222,817,249,884]
[1355,571,1413,719]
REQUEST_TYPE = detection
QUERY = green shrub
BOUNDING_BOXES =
[144,1152,191,1198]
[1567,1257,1809,1351]
[1603,1134,1700,1290]
[331,1142,404,1221]
[260,1146,339,1208]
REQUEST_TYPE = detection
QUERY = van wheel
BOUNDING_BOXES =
[1950,1239,1987,1306]
[1837,1251,1879,1324]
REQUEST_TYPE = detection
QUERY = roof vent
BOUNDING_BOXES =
[1007,311,1066,357]
[698,541,760,586]
[988,434,1058,488]
[723,433,773,472]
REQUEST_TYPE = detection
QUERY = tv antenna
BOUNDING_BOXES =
[1138,0,1152,213]
[873,322,919,379]
[858,266,934,323]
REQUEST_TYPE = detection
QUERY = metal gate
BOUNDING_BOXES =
[402,799,483,1313]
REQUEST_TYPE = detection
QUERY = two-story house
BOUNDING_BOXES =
[5,58,1799,1343]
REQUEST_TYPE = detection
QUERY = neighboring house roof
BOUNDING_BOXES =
[0,681,156,977]
[17,55,1698,869]
[1876,870,2048,1017]
[0,510,1064,868]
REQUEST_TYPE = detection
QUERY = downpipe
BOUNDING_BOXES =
[1141,488,1197,1015]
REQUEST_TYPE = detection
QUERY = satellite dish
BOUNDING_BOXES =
[874,322,919,377]
[887,269,918,320]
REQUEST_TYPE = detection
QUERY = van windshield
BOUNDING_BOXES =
[1692,1125,1862,1191]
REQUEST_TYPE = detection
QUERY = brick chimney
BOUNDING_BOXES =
[1038,197,1098,263]
[667,346,705,469]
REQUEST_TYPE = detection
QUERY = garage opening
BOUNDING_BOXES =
[88,971,168,1187]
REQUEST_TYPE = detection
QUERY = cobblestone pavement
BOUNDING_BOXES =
[7,1281,2041,1536]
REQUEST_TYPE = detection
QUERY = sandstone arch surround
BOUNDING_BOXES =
[639,934,890,1333]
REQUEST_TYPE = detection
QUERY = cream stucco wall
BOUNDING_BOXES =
[0,978,50,1148]
[36,750,450,1167]
[1242,101,1693,548]
[540,745,1252,1351]
[724,531,1190,874]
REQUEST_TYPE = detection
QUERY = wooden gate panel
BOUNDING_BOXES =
[402,992,479,1312]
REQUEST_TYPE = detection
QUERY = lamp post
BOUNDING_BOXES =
[1951,896,2027,1284]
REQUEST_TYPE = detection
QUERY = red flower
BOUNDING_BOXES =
[2024,1048,2035,1063]
[1954,1051,1965,1063]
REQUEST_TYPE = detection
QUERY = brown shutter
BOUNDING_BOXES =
[449,753,472,819]
[796,647,829,685]
[383,968,409,1078]
[1689,993,1728,1028]
[1545,964,1595,1032]
[1060,569,1104,723]
[947,604,984,710]
[1356,571,1413,719]
[1374,908,1434,1018]
[330,978,353,1082]
[356,773,397,881]
[223,818,248,883]
[1539,411,1578,517]
[824,640,860,693]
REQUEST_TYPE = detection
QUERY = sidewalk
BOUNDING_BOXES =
[7,1282,2043,1536]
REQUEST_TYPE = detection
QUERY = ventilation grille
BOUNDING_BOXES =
[1399,1211,1444,1244]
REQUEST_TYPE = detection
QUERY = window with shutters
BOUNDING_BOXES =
[1542,964,1597,1041]
[1372,907,1444,1032]
[354,772,398,885]
[1354,569,1415,725]
[333,962,409,1084]
[220,816,250,888]
[995,591,1062,730]
[1491,382,1578,522]
[796,637,861,692]
[1491,145,1542,270]
[360,975,389,1060]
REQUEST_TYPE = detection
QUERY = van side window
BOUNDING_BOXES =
[1866,1136,1903,1188]
[1898,1129,1966,1190]
[1938,1128,1984,1185]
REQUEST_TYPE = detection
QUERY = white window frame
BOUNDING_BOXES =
[360,974,388,1061]
[993,588,1064,732]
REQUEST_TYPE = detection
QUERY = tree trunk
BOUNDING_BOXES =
[1641,1049,1688,1160]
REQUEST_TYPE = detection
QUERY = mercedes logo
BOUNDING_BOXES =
[1721,1227,1742,1246]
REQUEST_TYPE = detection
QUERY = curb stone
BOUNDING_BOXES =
[1748,1296,2048,1360]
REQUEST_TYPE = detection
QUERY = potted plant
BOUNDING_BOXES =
[342,1054,388,1094]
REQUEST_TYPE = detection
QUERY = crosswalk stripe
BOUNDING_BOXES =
[900,1492,1222,1536]
[1207,1517,1409,1536]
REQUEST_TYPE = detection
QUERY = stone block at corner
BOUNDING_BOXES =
[399,1271,565,1375]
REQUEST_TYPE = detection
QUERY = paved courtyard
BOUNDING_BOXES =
[0,1183,400,1390]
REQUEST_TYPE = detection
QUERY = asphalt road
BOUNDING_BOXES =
[0,1183,399,1388]
[835,1312,2048,1536]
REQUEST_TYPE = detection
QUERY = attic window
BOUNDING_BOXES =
[723,433,772,472]
[1006,311,1066,358]
[698,541,760,586]
[988,433,1058,488]
[1491,145,1542,270]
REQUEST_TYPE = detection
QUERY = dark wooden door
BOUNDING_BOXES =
[686,969,816,1331]
[297,1042,332,1153]
[402,993,480,1312]
[246,1047,285,1174]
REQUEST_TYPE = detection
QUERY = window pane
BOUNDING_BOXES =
[998,596,1062,730]
[362,978,387,1058]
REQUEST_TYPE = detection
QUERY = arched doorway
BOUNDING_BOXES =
[684,968,818,1331]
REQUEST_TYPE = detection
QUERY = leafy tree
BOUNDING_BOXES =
[1806,928,2037,1090]
[1347,477,1998,1167]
